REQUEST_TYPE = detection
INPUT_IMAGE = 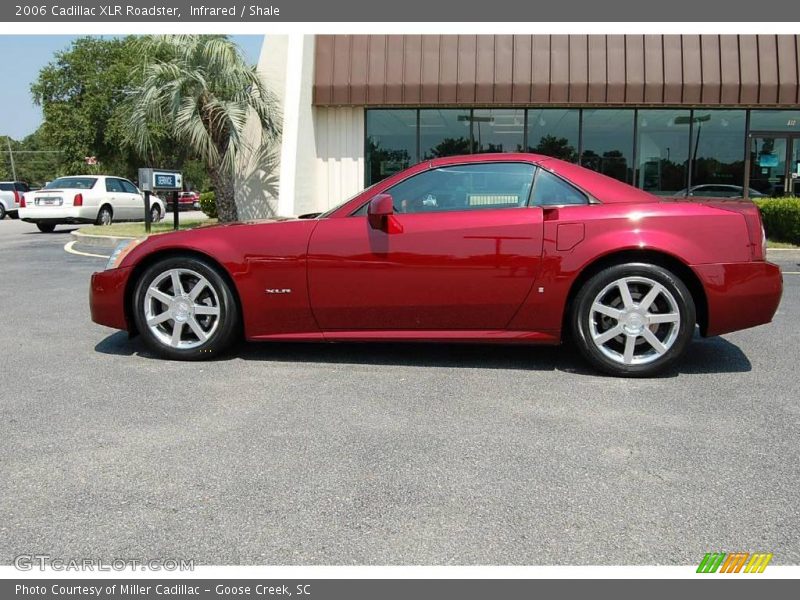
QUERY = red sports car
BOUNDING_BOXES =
[90,154,782,377]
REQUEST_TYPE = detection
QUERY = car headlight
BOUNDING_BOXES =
[105,239,142,270]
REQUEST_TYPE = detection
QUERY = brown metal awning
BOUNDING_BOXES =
[313,34,800,107]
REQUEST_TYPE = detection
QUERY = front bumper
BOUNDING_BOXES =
[693,261,783,336]
[90,267,132,331]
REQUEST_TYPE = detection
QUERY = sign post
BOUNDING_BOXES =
[138,168,183,232]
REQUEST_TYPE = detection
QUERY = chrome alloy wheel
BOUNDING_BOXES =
[588,276,681,366]
[143,268,221,349]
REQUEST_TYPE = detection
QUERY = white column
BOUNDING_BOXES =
[277,34,316,217]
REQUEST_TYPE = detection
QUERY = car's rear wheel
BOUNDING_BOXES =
[150,205,161,223]
[36,222,56,233]
[571,263,696,377]
[96,205,113,226]
[132,256,239,360]
[0,205,6,220]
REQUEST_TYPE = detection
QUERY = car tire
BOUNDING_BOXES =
[132,256,240,361]
[150,205,161,223]
[96,205,113,226]
[0,205,6,220]
[571,263,696,377]
[36,222,56,233]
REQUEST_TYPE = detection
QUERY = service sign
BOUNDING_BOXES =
[153,171,183,190]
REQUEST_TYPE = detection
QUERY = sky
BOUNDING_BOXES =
[0,35,265,140]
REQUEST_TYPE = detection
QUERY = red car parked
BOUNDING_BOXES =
[167,191,200,211]
[90,154,782,376]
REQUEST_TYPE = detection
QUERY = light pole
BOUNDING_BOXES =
[6,137,17,181]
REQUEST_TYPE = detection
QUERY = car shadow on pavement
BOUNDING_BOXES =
[95,330,751,376]
[23,228,79,235]
[669,334,752,375]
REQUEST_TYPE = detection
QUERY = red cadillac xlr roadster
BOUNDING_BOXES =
[90,154,783,376]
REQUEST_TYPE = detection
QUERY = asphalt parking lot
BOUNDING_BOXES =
[1,217,798,566]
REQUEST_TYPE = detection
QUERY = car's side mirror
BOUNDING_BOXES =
[367,194,402,233]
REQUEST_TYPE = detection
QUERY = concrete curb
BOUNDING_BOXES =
[70,230,137,251]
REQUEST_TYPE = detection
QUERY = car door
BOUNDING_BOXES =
[103,178,128,218]
[119,178,145,220]
[307,162,544,331]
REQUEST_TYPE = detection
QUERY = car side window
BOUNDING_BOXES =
[530,170,589,206]
[119,179,139,194]
[376,163,536,214]
[105,179,124,193]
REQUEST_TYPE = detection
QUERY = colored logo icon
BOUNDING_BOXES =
[697,552,773,573]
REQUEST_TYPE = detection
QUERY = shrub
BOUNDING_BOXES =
[199,191,217,219]
[754,197,800,245]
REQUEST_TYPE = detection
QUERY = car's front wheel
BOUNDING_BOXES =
[132,256,240,360]
[571,263,696,377]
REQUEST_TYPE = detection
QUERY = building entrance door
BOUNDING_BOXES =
[748,134,800,197]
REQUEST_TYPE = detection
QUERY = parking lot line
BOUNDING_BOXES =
[63,240,110,259]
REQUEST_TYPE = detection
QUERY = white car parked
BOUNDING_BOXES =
[19,175,165,233]
[0,181,29,220]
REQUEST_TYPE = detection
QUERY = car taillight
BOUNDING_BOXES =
[73,193,83,207]
[745,207,766,261]
[19,193,26,208]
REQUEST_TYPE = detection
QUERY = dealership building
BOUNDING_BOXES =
[238,34,800,218]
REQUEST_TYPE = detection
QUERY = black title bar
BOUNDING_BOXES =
[0,0,795,22]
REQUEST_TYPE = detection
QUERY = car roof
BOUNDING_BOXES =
[427,153,658,204]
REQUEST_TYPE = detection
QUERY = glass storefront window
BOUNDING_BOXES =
[471,109,525,153]
[690,110,746,195]
[420,109,473,160]
[636,109,691,196]
[749,110,800,132]
[365,109,418,186]
[367,107,754,193]
[580,109,635,183]
[526,108,580,162]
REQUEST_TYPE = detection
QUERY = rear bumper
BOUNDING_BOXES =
[19,206,97,223]
[90,267,132,331]
[693,261,783,336]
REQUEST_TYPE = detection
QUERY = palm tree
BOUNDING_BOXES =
[125,35,280,222]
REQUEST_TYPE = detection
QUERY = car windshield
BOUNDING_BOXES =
[45,177,97,190]
[318,183,379,218]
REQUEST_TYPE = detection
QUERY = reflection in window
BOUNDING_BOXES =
[636,110,690,196]
[420,109,473,160]
[749,136,787,197]
[530,170,588,206]
[749,110,800,132]
[580,109,635,183]
[365,109,417,186]
[387,163,535,213]
[690,110,746,195]
[470,109,525,153]
[526,109,579,162]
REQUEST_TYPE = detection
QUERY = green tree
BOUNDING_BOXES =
[31,36,146,178]
[1,130,62,187]
[124,35,280,222]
